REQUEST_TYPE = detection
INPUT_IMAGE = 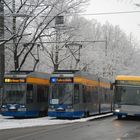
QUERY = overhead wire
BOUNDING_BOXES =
[2,10,140,17]
[75,10,140,16]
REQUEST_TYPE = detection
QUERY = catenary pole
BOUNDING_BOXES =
[0,0,4,88]
[0,0,4,106]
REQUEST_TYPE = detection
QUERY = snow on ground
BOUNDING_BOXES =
[0,113,113,130]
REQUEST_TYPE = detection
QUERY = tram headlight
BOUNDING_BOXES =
[1,105,8,111]
[115,109,120,112]
[48,105,55,111]
[2,105,6,108]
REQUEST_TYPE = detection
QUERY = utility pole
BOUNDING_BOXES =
[54,16,64,71]
[54,27,60,71]
[0,0,4,106]
[0,0,4,88]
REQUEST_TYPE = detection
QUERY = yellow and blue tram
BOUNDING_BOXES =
[114,75,140,119]
[48,70,113,118]
[1,71,50,118]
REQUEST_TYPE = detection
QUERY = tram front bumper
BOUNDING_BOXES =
[48,110,84,118]
[1,110,39,117]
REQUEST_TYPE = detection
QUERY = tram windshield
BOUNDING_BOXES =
[51,84,73,104]
[3,84,26,104]
[115,85,140,106]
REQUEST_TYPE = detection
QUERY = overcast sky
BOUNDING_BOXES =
[84,0,140,40]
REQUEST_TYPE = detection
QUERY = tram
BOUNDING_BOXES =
[48,70,113,118]
[113,75,140,119]
[1,71,50,118]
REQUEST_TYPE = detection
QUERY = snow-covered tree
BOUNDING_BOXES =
[3,0,88,71]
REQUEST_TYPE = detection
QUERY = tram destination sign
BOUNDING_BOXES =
[50,77,73,83]
[4,78,26,83]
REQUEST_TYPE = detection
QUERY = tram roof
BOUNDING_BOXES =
[4,71,31,78]
[27,72,50,79]
[52,70,111,83]
[75,71,111,83]
[116,75,140,81]
[75,71,98,81]
[5,71,50,80]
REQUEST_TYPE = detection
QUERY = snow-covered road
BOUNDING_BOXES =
[0,113,113,130]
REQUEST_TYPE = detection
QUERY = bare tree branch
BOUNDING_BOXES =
[16,0,28,13]
[2,0,13,13]
[0,34,17,46]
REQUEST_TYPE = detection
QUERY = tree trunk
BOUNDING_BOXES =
[54,63,59,71]
[14,52,19,71]
[12,0,18,71]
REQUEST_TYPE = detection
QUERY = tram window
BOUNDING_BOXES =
[83,85,86,103]
[37,85,48,102]
[100,87,104,103]
[27,84,33,90]
[74,84,80,104]
[92,87,98,102]
[27,84,33,103]
[102,88,109,103]
[82,86,92,103]
[86,86,90,103]
[105,93,107,102]
[89,86,92,103]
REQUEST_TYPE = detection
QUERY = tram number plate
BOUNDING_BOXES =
[51,99,59,104]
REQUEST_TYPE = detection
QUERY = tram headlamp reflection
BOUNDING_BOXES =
[20,105,25,108]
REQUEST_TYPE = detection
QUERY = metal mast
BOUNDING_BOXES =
[0,0,4,87]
